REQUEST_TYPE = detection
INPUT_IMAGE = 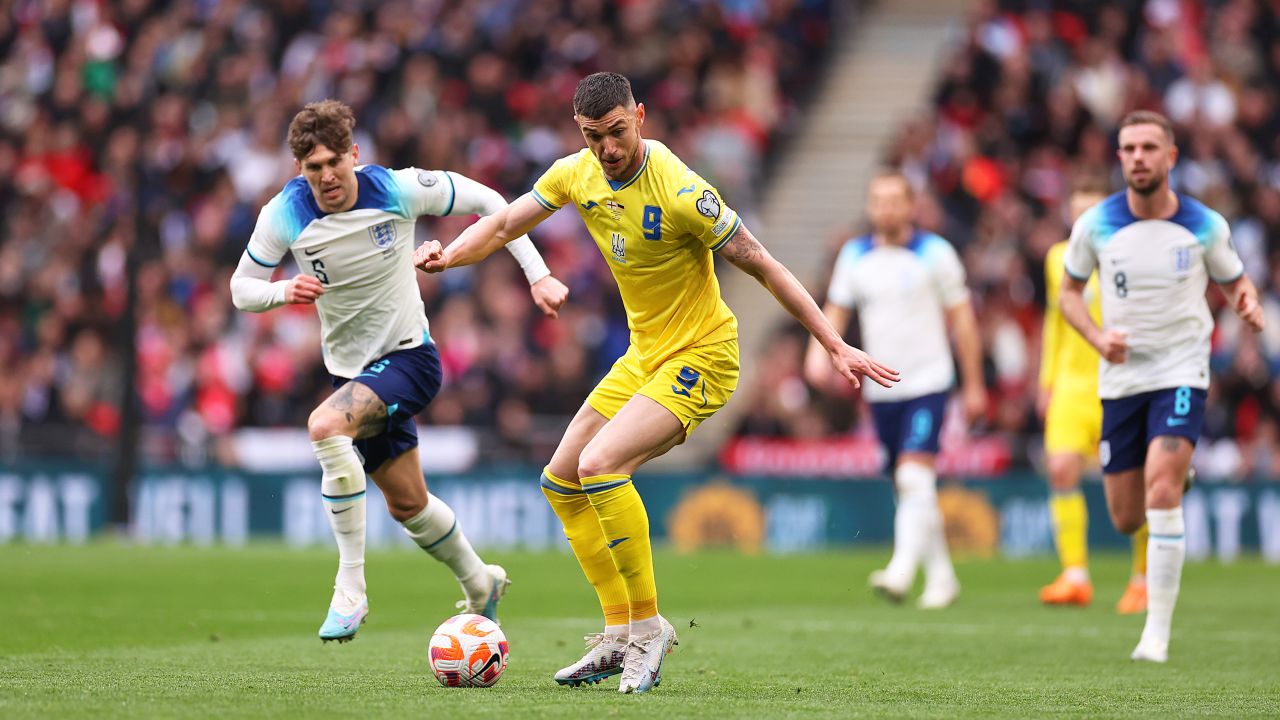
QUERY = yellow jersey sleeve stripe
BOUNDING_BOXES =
[531,189,561,211]
[709,215,741,252]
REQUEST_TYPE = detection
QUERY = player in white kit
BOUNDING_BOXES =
[230,100,569,642]
[805,171,987,609]
[1060,111,1263,662]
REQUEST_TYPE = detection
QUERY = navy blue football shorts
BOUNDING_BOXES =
[870,391,948,471]
[1099,386,1206,474]
[330,341,443,473]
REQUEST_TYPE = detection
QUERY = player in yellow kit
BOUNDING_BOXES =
[415,72,899,693]
[1039,184,1148,613]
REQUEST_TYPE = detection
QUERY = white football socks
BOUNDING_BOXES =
[1139,506,1185,655]
[884,462,939,589]
[314,435,367,596]
[401,493,488,599]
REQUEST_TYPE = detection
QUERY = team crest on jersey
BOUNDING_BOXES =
[369,221,396,249]
[696,189,720,219]
[610,232,626,264]
[1171,246,1193,274]
[604,199,625,219]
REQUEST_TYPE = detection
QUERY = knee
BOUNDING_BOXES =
[308,407,351,442]
[386,494,425,523]
[1110,506,1144,535]
[1046,456,1080,493]
[576,444,616,481]
[1146,476,1182,511]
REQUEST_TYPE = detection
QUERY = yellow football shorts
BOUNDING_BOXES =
[586,338,739,437]
[1044,388,1102,457]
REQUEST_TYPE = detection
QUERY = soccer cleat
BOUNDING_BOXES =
[319,587,368,643]
[1040,573,1094,607]
[455,564,510,623]
[869,569,909,604]
[554,633,628,687]
[1115,579,1148,615]
[618,616,678,694]
[1130,637,1168,663]
[918,578,960,610]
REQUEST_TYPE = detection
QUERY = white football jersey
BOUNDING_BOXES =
[1063,192,1244,399]
[827,231,970,402]
[245,165,456,378]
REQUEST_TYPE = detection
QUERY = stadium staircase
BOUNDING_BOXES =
[661,0,971,468]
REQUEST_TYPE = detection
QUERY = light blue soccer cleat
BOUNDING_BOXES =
[318,589,369,643]
[456,564,510,623]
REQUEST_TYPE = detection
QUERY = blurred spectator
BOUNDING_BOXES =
[744,0,1280,477]
[0,0,835,464]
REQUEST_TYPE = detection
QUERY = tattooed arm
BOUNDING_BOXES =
[717,224,899,389]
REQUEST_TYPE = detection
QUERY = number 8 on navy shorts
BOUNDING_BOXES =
[1099,386,1206,474]
[330,341,443,473]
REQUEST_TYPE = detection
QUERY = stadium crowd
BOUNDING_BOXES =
[0,0,834,463]
[740,0,1280,479]
[1,0,1276,479]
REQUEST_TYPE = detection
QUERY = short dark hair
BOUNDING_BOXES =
[573,72,635,119]
[1118,110,1175,143]
[287,100,356,160]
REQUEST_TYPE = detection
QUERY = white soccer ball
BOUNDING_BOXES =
[428,613,509,688]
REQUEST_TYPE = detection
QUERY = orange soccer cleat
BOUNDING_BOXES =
[1115,578,1148,615]
[1039,573,1094,607]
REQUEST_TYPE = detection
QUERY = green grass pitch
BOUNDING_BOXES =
[3,544,1278,718]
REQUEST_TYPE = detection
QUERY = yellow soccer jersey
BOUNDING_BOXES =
[1041,241,1101,397]
[532,140,740,372]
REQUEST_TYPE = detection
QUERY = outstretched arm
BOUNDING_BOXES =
[439,173,566,316]
[415,193,554,273]
[718,224,899,389]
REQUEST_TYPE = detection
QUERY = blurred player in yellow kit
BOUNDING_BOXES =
[1039,182,1147,613]
[415,72,899,693]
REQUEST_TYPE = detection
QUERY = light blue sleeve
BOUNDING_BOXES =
[1200,209,1244,283]
[922,235,969,308]
[245,194,291,268]
[391,167,456,218]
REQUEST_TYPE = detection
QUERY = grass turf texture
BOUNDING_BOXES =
[2,544,1277,719]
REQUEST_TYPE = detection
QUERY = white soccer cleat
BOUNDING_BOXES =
[455,564,510,623]
[318,587,369,643]
[554,632,628,687]
[869,569,909,604]
[918,578,960,610]
[619,616,678,694]
[1130,638,1169,663]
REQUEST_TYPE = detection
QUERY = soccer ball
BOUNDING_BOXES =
[428,613,509,688]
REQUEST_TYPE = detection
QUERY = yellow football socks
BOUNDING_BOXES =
[541,469,629,627]
[1050,490,1088,572]
[581,473,658,622]
[1131,522,1149,578]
